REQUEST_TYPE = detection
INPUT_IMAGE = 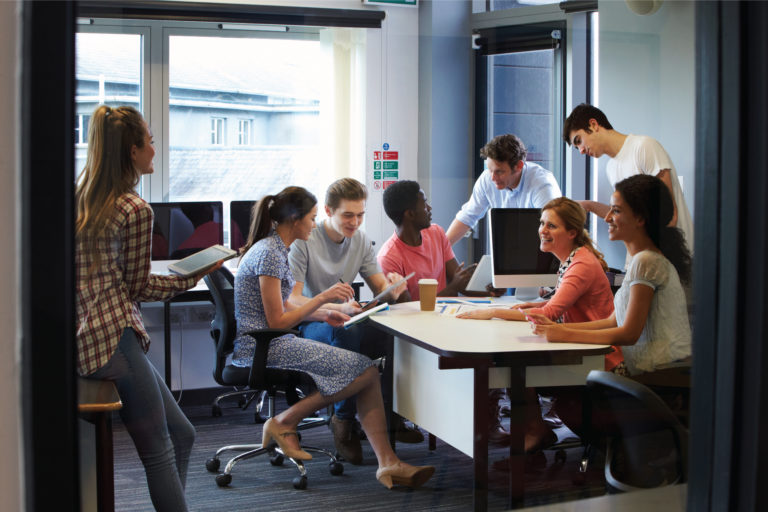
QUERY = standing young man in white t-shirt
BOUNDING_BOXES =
[563,103,694,253]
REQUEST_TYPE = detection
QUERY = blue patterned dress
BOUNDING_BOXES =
[232,231,373,396]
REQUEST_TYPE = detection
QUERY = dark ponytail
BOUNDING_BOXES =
[240,186,317,255]
[615,175,692,285]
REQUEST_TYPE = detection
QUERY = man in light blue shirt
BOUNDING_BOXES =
[445,133,562,445]
[446,134,562,244]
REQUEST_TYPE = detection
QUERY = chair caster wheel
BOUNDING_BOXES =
[212,405,222,417]
[215,473,232,487]
[292,475,308,490]
[270,454,284,466]
[555,449,567,464]
[254,411,266,424]
[205,458,221,472]
[329,461,344,476]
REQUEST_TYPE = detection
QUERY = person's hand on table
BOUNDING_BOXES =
[324,310,350,327]
[511,301,541,310]
[526,313,562,341]
[456,308,498,320]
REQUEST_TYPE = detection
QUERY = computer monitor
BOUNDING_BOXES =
[149,201,223,260]
[489,208,559,290]
[229,200,257,251]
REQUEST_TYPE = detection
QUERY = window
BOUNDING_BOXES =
[169,34,327,211]
[210,117,225,145]
[472,22,565,258]
[74,31,143,176]
[74,114,90,145]
[76,20,365,246]
[237,119,252,146]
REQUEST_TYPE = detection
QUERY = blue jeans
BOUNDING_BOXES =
[298,321,387,420]
[88,328,195,512]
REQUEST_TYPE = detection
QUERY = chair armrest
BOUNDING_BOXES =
[244,329,299,389]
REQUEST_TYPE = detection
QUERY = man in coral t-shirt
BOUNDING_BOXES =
[377,180,475,301]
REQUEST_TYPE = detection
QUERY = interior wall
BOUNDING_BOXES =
[0,0,23,509]
[596,0,695,268]
[418,0,474,263]
[364,3,420,254]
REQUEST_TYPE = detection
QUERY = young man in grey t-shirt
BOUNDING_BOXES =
[288,178,421,464]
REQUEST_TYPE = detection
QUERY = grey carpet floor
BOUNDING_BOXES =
[112,398,608,511]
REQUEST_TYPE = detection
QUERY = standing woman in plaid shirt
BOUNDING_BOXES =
[75,105,216,511]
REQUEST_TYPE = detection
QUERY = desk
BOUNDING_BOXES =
[78,378,122,512]
[370,302,610,511]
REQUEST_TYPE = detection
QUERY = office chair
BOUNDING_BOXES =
[582,370,688,493]
[203,267,343,489]
[205,266,265,420]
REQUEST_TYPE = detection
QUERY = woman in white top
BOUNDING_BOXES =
[529,174,691,375]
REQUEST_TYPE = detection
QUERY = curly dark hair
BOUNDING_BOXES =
[383,180,421,227]
[614,175,691,285]
[563,103,614,144]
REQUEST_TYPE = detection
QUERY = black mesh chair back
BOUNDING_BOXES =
[585,370,689,492]
[204,266,240,386]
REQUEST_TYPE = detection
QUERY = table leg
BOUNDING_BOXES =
[164,302,172,390]
[95,412,115,512]
[473,365,489,512]
[507,365,526,508]
[384,333,396,450]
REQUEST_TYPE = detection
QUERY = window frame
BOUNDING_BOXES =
[237,118,252,146]
[76,22,151,192]
[471,10,568,259]
[77,19,323,203]
[210,116,225,146]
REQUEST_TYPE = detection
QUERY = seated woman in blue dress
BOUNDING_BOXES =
[232,186,434,490]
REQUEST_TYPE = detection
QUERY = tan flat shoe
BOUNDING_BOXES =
[376,462,435,489]
[261,418,312,461]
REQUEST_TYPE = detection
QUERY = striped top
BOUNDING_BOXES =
[76,192,196,375]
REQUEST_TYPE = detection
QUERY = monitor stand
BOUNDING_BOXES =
[513,287,540,301]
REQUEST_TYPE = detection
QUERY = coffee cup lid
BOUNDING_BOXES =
[418,278,438,285]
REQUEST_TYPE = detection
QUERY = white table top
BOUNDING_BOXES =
[371,301,610,357]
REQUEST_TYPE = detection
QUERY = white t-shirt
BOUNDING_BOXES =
[606,135,694,254]
[614,250,691,375]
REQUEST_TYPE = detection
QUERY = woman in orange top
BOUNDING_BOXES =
[458,198,621,453]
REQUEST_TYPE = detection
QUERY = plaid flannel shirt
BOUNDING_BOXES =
[76,192,196,375]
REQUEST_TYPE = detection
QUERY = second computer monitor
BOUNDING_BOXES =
[230,200,256,251]
[150,201,224,260]
[489,208,559,289]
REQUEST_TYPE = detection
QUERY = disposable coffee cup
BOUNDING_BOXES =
[418,278,438,311]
